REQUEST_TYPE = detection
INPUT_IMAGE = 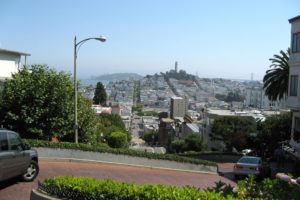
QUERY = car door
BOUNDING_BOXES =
[0,131,16,181]
[7,131,30,176]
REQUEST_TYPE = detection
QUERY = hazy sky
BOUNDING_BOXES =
[0,1,299,80]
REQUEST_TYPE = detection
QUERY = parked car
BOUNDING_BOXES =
[233,156,270,179]
[0,128,39,182]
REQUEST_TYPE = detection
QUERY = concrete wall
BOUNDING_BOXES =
[36,147,218,174]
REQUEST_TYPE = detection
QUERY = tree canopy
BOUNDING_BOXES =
[256,112,291,154]
[211,116,255,151]
[263,48,290,101]
[93,82,107,105]
[0,64,98,142]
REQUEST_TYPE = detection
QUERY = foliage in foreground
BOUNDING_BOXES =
[39,175,300,200]
[24,139,216,166]
[39,176,231,200]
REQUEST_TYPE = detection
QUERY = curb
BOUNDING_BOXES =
[30,189,60,200]
[40,157,218,175]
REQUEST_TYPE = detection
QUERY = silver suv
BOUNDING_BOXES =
[0,128,39,182]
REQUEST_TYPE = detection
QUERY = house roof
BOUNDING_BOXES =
[0,48,31,56]
[289,15,300,23]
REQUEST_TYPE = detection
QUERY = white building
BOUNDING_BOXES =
[0,48,30,81]
[245,86,286,110]
[287,15,300,150]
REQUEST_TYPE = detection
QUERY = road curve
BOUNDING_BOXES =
[0,161,236,200]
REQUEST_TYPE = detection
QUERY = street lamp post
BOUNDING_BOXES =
[74,36,106,143]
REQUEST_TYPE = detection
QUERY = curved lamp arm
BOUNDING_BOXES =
[75,36,106,57]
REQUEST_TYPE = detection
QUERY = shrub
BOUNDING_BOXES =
[39,175,300,199]
[39,176,233,200]
[183,134,203,152]
[171,139,185,153]
[236,175,300,199]
[106,132,128,148]
[141,131,158,145]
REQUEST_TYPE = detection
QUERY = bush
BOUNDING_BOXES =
[106,132,128,148]
[24,139,217,166]
[171,134,203,153]
[39,176,233,200]
[236,175,300,199]
[183,134,203,152]
[171,139,185,153]
[141,131,158,145]
[40,175,300,200]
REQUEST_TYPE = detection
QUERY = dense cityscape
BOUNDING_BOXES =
[0,1,299,199]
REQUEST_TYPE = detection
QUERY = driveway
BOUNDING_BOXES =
[0,161,236,200]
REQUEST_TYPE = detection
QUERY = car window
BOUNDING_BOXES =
[0,132,9,151]
[8,132,23,151]
[239,157,260,164]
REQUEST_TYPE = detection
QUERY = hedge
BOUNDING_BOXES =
[39,176,233,200]
[24,139,217,166]
[39,175,300,200]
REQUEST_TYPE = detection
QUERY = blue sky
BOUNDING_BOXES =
[0,1,299,80]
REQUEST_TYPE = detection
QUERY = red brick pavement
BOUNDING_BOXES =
[0,161,236,200]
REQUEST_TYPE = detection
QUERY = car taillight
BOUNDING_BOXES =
[234,164,241,169]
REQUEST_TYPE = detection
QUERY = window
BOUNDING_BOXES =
[8,132,23,151]
[0,133,8,151]
[290,75,298,96]
[292,32,300,53]
[294,117,300,142]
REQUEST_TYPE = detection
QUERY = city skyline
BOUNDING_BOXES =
[0,0,299,80]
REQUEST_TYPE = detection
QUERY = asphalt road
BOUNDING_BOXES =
[0,161,236,200]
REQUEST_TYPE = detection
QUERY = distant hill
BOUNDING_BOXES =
[91,73,143,82]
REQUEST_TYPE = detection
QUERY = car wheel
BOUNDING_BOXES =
[22,160,39,182]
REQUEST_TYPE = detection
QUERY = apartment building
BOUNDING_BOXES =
[170,96,187,118]
[287,15,300,150]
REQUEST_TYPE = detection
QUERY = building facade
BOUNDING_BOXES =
[287,15,300,150]
[0,48,30,81]
[170,96,187,118]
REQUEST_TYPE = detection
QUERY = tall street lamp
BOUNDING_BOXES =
[74,36,106,143]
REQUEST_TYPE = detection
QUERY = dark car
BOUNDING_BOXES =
[233,156,270,179]
[0,128,39,182]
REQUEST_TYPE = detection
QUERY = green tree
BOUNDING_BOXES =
[93,82,107,105]
[171,139,185,153]
[97,113,131,142]
[0,64,97,142]
[263,48,290,101]
[183,134,203,152]
[142,131,158,145]
[256,112,291,154]
[211,116,255,151]
[106,131,128,148]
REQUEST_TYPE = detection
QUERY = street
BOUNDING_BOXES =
[0,161,236,200]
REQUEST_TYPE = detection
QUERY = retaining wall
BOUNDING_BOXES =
[36,147,218,174]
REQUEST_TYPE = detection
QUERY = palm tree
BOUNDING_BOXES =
[263,48,290,101]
